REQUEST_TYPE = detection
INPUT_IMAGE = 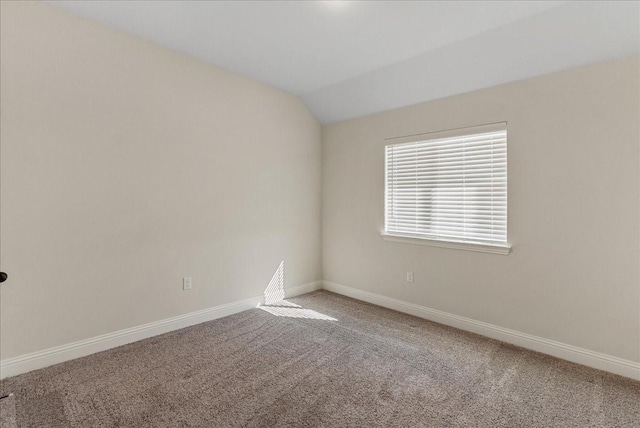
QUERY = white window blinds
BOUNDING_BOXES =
[385,126,507,246]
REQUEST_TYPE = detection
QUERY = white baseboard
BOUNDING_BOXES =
[286,280,322,298]
[322,281,640,381]
[0,281,322,379]
[4,279,636,382]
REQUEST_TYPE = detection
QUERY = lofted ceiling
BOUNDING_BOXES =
[48,1,640,124]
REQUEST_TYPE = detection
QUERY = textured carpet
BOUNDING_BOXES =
[1,290,638,427]
[0,395,16,428]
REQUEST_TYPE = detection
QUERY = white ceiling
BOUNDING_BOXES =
[48,1,640,124]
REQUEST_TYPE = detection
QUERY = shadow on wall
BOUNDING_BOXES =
[260,261,336,321]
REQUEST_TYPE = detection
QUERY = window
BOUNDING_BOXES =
[384,123,509,254]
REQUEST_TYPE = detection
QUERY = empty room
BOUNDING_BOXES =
[0,1,638,427]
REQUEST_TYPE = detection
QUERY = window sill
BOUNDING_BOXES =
[381,234,511,255]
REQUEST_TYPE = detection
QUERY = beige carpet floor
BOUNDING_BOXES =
[0,395,16,428]
[1,290,638,427]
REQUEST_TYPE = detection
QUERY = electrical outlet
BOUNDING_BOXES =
[183,277,192,291]
[406,271,414,283]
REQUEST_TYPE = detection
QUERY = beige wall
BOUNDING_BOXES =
[0,2,321,360]
[323,56,640,362]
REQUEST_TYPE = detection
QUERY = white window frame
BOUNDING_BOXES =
[382,122,511,255]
